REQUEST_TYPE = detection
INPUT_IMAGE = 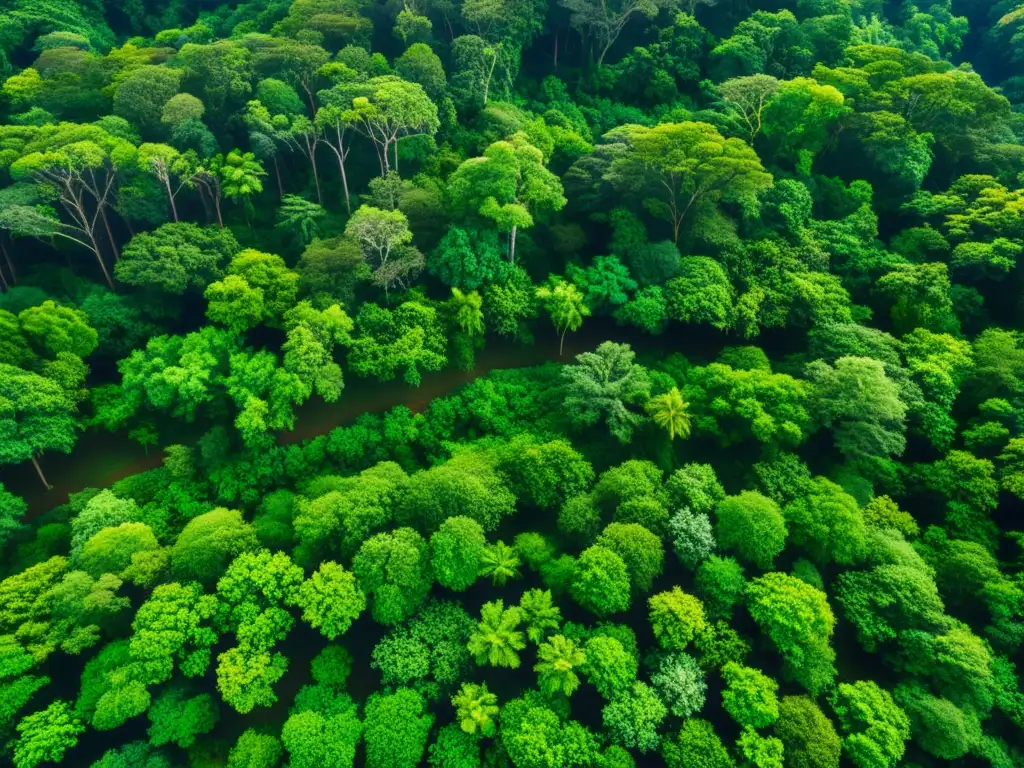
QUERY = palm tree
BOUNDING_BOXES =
[450,287,485,336]
[467,600,527,669]
[519,588,562,643]
[452,682,500,736]
[478,541,521,586]
[646,387,692,441]
[536,279,589,356]
[535,634,586,697]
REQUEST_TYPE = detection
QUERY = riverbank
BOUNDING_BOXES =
[3,315,752,517]
[2,323,695,516]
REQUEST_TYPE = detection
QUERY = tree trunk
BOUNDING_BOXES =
[214,194,224,228]
[302,80,317,117]
[0,264,8,291]
[336,143,351,214]
[197,183,213,224]
[273,156,284,199]
[554,32,559,71]
[88,233,116,291]
[394,141,400,176]
[509,224,517,264]
[310,146,323,205]
[31,455,52,490]
[165,179,179,223]
[0,238,15,284]
[99,206,120,261]
[559,326,567,357]
[483,50,498,105]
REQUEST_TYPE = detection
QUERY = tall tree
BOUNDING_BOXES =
[747,572,836,694]
[446,132,566,263]
[449,287,485,336]
[13,700,84,768]
[10,134,135,287]
[348,301,447,386]
[137,143,190,223]
[0,364,77,489]
[449,36,505,109]
[285,115,325,204]
[831,681,910,768]
[364,688,433,768]
[536,279,589,355]
[115,222,239,295]
[344,206,422,301]
[805,356,908,462]
[244,99,308,200]
[219,150,266,222]
[562,341,652,443]
[718,75,782,142]
[296,562,366,640]
[560,0,682,67]
[346,77,440,176]
[314,103,356,213]
[189,154,227,228]
[605,122,772,243]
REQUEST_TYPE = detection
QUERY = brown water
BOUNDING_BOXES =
[2,323,695,516]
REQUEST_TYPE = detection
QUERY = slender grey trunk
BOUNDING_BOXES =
[0,238,15,284]
[483,49,498,105]
[99,206,120,261]
[310,144,322,204]
[336,127,351,214]
[165,177,179,223]
[88,231,115,291]
[31,455,52,490]
[273,156,284,199]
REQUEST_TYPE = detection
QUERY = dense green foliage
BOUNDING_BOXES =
[0,0,1022,766]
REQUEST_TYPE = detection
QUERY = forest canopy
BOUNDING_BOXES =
[0,0,1023,767]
